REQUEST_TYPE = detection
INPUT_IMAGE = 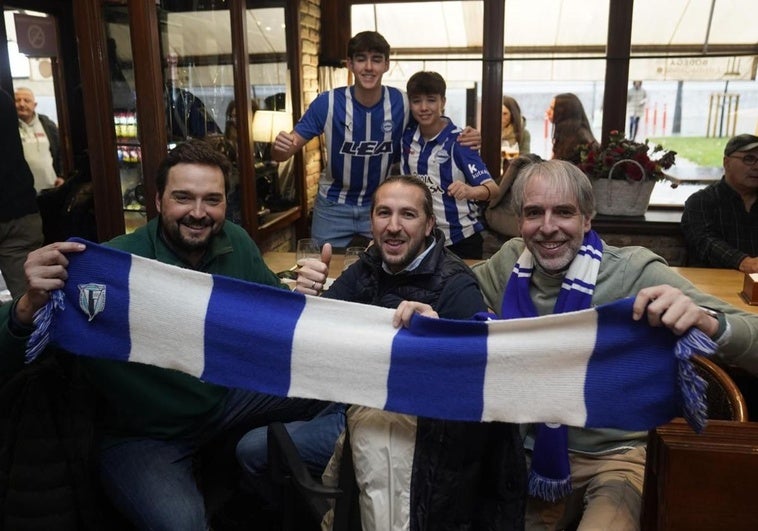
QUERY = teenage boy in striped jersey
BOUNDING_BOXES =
[272,31,480,248]
[402,71,497,259]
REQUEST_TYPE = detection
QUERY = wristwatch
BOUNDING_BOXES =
[699,306,727,339]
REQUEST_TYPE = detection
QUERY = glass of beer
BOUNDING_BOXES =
[501,141,520,161]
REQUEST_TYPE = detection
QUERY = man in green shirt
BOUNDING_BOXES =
[1,139,323,529]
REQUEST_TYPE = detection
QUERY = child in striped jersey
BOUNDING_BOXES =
[401,71,498,259]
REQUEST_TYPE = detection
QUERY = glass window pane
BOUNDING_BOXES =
[504,0,608,49]
[352,4,484,130]
[104,5,145,232]
[632,0,757,46]
[246,6,298,224]
[502,60,606,161]
[627,39,758,207]
[157,2,236,222]
[160,7,229,141]
[382,56,480,130]
[352,2,483,49]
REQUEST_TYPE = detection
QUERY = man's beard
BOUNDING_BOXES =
[161,214,220,255]
[378,235,427,272]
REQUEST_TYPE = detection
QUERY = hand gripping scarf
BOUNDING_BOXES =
[26,238,715,439]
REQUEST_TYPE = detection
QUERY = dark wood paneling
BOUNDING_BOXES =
[73,0,125,241]
[319,0,349,67]
[284,0,305,240]
[601,0,633,146]
[230,0,257,236]
[128,0,166,220]
[642,419,758,531]
[481,0,504,178]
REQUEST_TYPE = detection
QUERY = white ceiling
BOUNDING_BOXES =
[352,0,758,49]
[151,0,757,57]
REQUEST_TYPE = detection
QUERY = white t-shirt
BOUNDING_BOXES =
[19,115,57,193]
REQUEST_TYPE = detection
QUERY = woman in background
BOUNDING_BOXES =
[547,93,597,163]
[501,95,531,155]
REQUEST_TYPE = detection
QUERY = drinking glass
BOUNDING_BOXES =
[296,238,321,267]
[343,246,364,271]
[501,141,520,161]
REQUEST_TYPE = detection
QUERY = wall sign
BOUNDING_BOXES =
[14,13,58,58]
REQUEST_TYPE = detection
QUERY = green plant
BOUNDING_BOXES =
[575,130,677,182]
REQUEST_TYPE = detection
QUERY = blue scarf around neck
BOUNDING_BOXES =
[501,230,603,502]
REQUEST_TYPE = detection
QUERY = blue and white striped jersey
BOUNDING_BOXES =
[294,85,410,206]
[402,119,493,245]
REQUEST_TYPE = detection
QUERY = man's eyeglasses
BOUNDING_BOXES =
[729,153,758,166]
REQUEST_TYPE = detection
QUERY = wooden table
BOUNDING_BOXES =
[642,418,758,530]
[263,253,756,314]
[671,267,757,314]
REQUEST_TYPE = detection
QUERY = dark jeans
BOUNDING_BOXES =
[447,231,484,260]
[98,388,323,530]
[629,115,641,140]
[236,402,346,507]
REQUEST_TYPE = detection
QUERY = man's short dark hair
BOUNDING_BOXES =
[347,31,390,59]
[372,175,434,220]
[156,139,232,196]
[406,71,446,99]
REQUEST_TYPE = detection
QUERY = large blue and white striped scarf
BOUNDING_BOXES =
[26,239,716,433]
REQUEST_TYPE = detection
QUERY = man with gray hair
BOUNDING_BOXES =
[399,159,758,530]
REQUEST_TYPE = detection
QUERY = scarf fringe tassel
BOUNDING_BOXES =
[25,289,65,364]
[528,470,573,502]
[675,328,718,434]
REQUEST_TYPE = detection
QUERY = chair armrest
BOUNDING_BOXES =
[267,421,342,499]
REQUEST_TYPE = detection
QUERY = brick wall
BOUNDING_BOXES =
[299,0,323,219]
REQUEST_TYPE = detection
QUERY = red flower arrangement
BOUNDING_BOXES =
[575,130,677,182]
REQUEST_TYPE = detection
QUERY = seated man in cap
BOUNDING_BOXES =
[681,133,758,273]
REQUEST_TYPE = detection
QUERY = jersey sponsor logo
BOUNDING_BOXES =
[340,140,394,156]
[468,163,489,179]
[435,149,451,164]
[415,173,445,194]
[382,120,394,133]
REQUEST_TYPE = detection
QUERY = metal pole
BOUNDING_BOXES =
[718,80,729,138]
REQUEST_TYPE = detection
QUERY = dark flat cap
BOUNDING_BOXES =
[724,134,758,156]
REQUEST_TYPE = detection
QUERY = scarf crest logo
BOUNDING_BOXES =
[78,283,106,322]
